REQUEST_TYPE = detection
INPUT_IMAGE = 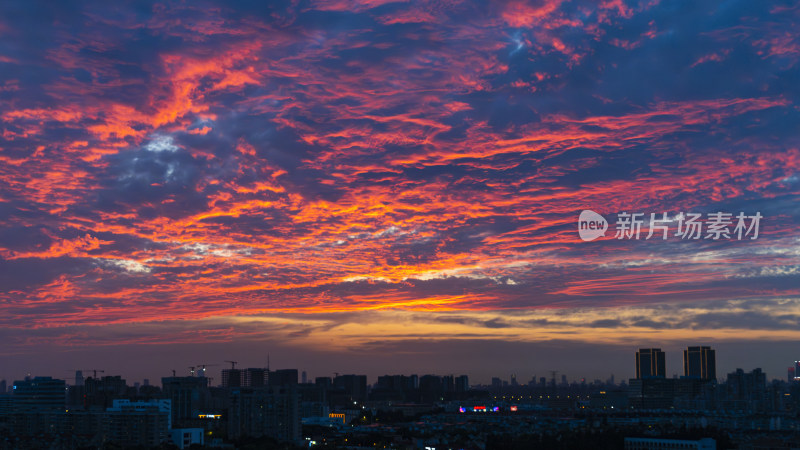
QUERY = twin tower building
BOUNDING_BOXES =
[636,346,717,381]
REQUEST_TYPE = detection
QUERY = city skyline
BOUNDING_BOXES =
[5,348,788,449]
[1,0,799,384]
[1,343,793,387]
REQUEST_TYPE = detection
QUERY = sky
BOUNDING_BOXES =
[0,0,799,385]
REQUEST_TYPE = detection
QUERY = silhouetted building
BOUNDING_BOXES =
[333,374,367,403]
[369,375,414,402]
[455,375,469,392]
[0,395,12,415]
[105,399,170,447]
[12,377,66,412]
[725,368,767,412]
[221,369,242,388]
[442,375,454,392]
[7,377,68,440]
[84,375,127,409]
[269,369,298,386]
[161,376,209,427]
[636,348,666,379]
[419,375,444,402]
[628,374,712,410]
[66,383,85,408]
[628,377,675,409]
[228,386,300,444]
[243,368,267,387]
[372,375,419,402]
[298,383,328,419]
[673,377,714,410]
[138,384,162,399]
[684,346,716,381]
[376,375,417,393]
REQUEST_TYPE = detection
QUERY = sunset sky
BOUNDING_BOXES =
[1,0,799,384]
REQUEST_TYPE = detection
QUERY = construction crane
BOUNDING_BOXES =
[188,366,196,376]
[195,363,219,377]
[224,360,238,370]
[82,369,105,379]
